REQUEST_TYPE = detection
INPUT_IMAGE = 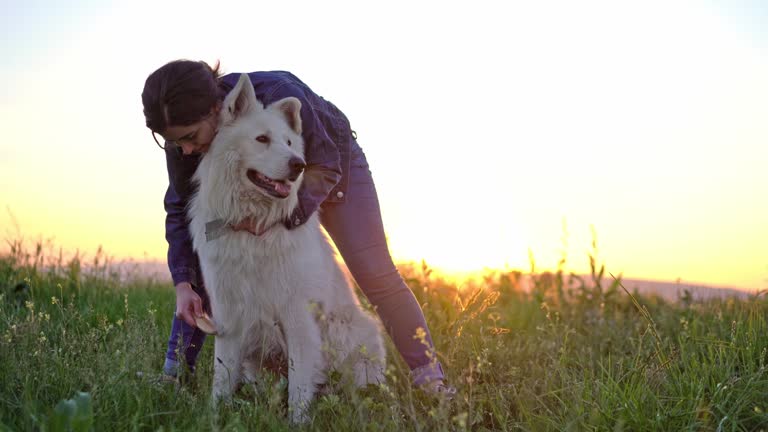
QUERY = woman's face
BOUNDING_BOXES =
[161,105,220,155]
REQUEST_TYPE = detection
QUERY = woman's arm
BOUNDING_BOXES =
[164,147,205,326]
[270,82,343,229]
[163,182,199,287]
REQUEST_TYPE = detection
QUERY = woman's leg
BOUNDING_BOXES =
[163,283,210,376]
[319,141,444,386]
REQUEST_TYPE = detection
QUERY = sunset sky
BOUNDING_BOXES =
[2,0,767,290]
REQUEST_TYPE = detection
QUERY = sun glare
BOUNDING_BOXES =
[387,213,530,278]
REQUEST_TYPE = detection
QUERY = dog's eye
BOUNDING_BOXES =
[287,140,292,147]
[255,135,269,144]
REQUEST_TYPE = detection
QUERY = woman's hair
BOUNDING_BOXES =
[142,59,222,133]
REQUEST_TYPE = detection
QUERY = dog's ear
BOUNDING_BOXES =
[271,97,302,135]
[221,73,262,124]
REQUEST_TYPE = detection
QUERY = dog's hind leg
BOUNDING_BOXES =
[325,306,386,388]
[283,309,326,424]
[211,332,245,404]
[347,313,386,387]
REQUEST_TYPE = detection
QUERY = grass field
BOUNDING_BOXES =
[2,241,768,431]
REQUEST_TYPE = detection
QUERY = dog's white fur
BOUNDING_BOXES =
[188,74,385,422]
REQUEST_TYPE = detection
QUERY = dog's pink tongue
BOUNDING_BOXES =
[275,183,291,197]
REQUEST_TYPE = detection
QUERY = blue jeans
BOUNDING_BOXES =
[165,140,444,385]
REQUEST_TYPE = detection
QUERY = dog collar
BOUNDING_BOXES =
[205,218,279,242]
[205,219,229,242]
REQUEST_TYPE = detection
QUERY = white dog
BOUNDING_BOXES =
[188,74,385,422]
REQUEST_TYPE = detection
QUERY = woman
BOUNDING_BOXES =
[141,60,453,395]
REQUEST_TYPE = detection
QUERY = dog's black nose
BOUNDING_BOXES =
[288,157,306,181]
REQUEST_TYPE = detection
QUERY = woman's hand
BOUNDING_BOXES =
[174,282,203,327]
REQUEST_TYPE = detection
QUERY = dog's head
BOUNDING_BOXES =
[193,74,305,219]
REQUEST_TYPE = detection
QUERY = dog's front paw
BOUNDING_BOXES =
[288,403,311,424]
[210,394,228,408]
[210,383,234,408]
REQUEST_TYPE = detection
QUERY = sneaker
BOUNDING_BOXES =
[154,373,180,385]
[420,379,457,400]
[135,370,179,386]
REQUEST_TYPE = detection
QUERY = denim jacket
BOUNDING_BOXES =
[164,71,353,286]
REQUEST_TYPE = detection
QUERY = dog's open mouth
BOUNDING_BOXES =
[246,169,291,198]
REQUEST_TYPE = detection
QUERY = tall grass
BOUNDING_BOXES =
[1,239,768,431]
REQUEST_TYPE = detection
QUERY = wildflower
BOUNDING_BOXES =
[412,327,427,344]
[38,332,47,343]
[424,349,434,360]
[452,412,468,429]
[51,296,59,305]
[25,301,34,312]
[116,319,124,327]
[379,382,396,397]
